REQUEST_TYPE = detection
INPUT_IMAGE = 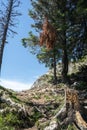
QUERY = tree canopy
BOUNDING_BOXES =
[22,0,87,82]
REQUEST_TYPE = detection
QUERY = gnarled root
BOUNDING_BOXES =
[75,111,87,130]
[44,88,87,130]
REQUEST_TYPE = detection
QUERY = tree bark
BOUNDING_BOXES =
[45,88,87,130]
[62,38,68,82]
[53,48,57,84]
[0,41,5,73]
[0,0,13,73]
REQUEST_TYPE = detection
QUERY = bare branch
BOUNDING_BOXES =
[8,28,18,34]
[0,0,21,72]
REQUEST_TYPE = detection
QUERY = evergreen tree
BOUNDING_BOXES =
[66,0,87,60]
[23,0,87,82]
[76,0,87,57]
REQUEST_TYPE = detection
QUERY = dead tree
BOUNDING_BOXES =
[0,0,21,73]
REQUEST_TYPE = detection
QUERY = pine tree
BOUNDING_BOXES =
[39,18,57,83]
[23,0,69,82]
[66,0,87,60]
[23,0,87,82]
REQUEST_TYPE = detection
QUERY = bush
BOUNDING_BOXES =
[79,65,87,73]
[0,114,15,130]
[75,81,87,90]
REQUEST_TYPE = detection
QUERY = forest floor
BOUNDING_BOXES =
[0,57,87,130]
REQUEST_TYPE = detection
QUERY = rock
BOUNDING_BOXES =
[44,119,59,130]
[71,82,80,88]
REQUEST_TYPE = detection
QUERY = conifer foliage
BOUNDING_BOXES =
[39,18,56,50]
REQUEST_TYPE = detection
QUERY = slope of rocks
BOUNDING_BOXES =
[0,56,87,130]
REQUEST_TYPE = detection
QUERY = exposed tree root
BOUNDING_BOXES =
[45,88,87,130]
[75,111,87,130]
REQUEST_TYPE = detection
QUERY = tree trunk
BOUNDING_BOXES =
[62,39,68,82]
[53,48,57,84]
[0,41,5,73]
[0,0,13,73]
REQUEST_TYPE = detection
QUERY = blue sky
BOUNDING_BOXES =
[0,0,48,91]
